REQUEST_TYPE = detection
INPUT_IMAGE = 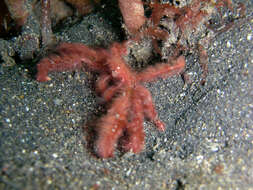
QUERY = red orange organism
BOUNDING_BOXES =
[37,42,185,158]
[36,0,245,158]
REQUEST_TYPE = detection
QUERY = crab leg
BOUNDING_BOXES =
[137,56,185,83]
[36,43,108,82]
[95,89,131,158]
[136,85,165,131]
[124,90,145,153]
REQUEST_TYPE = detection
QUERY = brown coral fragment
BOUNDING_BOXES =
[41,0,54,47]
[0,1,12,37]
[4,0,29,27]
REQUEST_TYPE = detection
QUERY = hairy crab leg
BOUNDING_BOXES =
[36,43,108,82]
[95,89,131,158]
[124,90,145,153]
[96,74,125,102]
[136,85,165,131]
[136,56,185,83]
[95,74,112,94]
[100,83,123,102]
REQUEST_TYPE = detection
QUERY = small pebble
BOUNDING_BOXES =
[247,33,252,41]
[226,41,231,48]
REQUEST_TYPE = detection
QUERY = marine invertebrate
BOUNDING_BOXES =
[37,42,185,158]
[36,0,246,158]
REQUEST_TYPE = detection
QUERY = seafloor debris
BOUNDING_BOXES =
[0,0,100,61]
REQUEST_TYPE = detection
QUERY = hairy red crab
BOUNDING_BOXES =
[37,42,185,158]
[36,0,245,158]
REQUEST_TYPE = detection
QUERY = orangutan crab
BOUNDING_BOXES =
[36,0,246,158]
[37,41,185,158]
